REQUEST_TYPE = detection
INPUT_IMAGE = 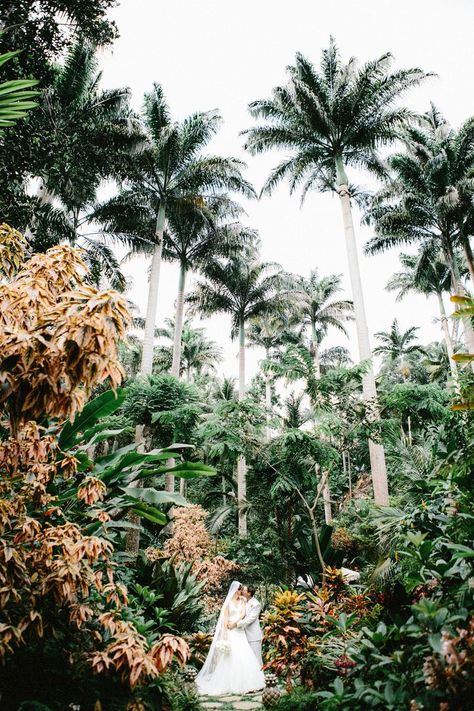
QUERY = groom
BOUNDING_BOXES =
[236,585,264,667]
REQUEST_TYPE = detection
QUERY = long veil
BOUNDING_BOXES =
[196,580,241,682]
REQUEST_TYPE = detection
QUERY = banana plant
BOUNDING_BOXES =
[0,39,39,132]
[451,295,474,410]
[50,388,215,534]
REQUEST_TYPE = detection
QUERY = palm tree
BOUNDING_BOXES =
[21,41,142,287]
[365,105,474,356]
[98,84,255,377]
[247,312,298,438]
[243,40,428,503]
[291,271,353,377]
[386,251,458,379]
[188,253,283,536]
[374,318,425,380]
[157,317,223,382]
[163,207,253,377]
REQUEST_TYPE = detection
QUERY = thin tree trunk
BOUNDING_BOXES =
[165,457,175,493]
[140,204,166,376]
[322,472,332,525]
[347,452,352,499]
[265,347,272,441]
[125,424,145,556]
[237,320,247,537]
[462,238,474,286]
[171,264,187,378]
[128,205,166,554]
[336,162,389,506]
[437,292,458,380]
[179,478,186,497]
[311,322,321,378]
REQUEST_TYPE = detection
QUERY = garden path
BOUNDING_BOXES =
[200,690,263,710]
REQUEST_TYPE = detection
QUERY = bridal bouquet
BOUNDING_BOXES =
[216,640,232,655]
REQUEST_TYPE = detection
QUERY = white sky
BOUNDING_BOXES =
[98,0,474,381]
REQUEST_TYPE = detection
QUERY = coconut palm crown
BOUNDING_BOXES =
[243,38,430,194]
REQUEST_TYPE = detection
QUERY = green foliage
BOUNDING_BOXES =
[0,41,38,133]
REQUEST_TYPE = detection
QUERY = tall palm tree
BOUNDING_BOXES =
[188,253,283,536]
[98,84,255,377]
[26,41,140,237]
[374,318,425,380]
[243,40,428,503]
[291,271,353,377]
[386,251,458,379]
[20,41,142,287]
[365,105,474,356]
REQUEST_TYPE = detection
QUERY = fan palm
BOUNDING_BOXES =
[365,105,474,355]
[97,83,255,376]
[188,253,284,536]
[387,251,458,378]
[243,39,428,503]
[291,271,353,377]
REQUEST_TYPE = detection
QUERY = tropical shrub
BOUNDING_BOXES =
[164,504,239,611]
[0,242,190,708]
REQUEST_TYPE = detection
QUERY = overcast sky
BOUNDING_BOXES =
[98,0,474,382]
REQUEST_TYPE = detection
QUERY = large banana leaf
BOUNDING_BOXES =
[121,486,188,507]
[58,388,125,449]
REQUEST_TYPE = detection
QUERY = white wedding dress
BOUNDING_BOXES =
[196,583,265,696]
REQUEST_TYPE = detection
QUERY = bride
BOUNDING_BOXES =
[196,581,265,695]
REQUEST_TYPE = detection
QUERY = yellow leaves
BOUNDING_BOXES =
[77,476,107,505]
[0,224,26,280]
[0,243,130,430]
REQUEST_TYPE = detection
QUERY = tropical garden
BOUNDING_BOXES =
[0,2,473,710]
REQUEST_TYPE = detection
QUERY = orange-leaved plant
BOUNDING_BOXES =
[0,238,189,689]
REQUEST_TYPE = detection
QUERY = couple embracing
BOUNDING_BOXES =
[196,581,265,695]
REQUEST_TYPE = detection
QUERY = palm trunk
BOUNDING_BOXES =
[436,292,458,380]
[140,204,166,376]
[127,205,166,555]
[336,158,389,506]
[462,238,474,286]
[237,319,247,537]
[311,322,321,378]
[265,347,272,441]
[171,264,187,378]
[322,472,332,524]
[125,424,145,556]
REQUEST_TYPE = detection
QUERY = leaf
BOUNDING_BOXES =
[120,487,188,507]
[157,461,216,478]
[130,502,168,525]
[58,389,125,449]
